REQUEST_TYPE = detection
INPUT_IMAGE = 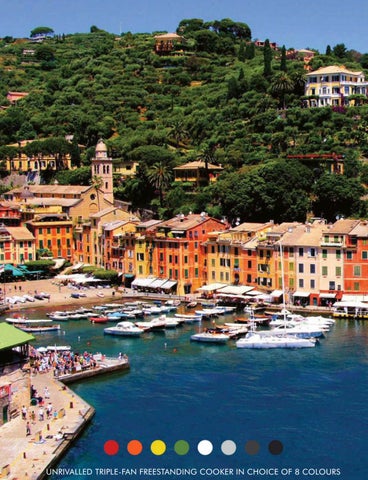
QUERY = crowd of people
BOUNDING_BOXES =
[29,346,99,377]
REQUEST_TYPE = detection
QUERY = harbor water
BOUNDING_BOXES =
[5,305,368,479]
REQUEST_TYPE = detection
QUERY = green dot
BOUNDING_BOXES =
[174,440,190,455]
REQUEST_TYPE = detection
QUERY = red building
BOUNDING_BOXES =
[150,213,226,295]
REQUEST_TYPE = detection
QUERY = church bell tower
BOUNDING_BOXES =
[91,139,114,204]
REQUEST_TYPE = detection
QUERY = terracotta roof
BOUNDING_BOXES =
[158,213,217,231]
[9,185,91,195]
[173,160,223,171]
[323,219,360,234]
[6,226,35,241]
[137,219,163,229]
[281,224,325,246]
[154,33,183,40]
[349,222,368,237]
[307,65,363,76]
[231,222,272,232]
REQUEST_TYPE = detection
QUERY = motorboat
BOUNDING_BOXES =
[236,333,316,349]
[266,323,326,338]
[190,330,230,344]
[5,317,61,333]
[186,301,198,308]
[174,313,202,323]
[104,321,143,337]
[89,316,109,324]
[135,317,167,331]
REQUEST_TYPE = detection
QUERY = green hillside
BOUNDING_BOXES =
[1,19,368,223]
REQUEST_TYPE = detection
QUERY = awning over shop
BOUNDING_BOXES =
[217,285,254,295]
[161,280,177,290]
[319,293,336,299]
[148,278,169,289]
[341,294,368,302]
[197,283,227,292]
[52,258,66,270]
[3,264,25,277]
[71,262,84,270]
[293,291,311,297]
[270,289,283,297]
[243,289,263,296]
[131,277,156,287]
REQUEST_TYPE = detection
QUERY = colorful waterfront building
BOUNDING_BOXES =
[0,204,21,226]
[319,219,359,302]
[74,207,138,267]
[25,213,73,260]
[305,65,368,107]
[3,226,36,264]
[132,213,226,296]
[205,222,273,287]
[102,218,140,275]
[278,221,327,306]
[339,220,368,299]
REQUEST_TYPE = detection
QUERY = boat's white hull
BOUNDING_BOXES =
[236,334,316,349]
[190,333,230,343]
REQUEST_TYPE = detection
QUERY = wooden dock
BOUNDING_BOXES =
[57,356,130,384]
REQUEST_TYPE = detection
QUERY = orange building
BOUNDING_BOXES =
[25,213,73,260]
[131,214,226,295]
[342,220,368,298]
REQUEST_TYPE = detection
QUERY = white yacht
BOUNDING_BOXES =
[236,333,316,349]
[104,321,143,337]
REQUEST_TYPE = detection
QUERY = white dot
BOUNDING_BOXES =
[197,439,213,456]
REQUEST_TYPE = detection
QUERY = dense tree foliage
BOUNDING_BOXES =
[0,19,368,222]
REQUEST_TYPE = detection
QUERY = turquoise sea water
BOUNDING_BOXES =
[4,306,368,479]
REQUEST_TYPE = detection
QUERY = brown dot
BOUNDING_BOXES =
[245,440,260,455]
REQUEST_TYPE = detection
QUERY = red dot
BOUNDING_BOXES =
[104,440,119,455]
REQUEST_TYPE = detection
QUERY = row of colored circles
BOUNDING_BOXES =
[104,439,283,456]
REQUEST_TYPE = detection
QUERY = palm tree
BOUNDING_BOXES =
[147,162,173,207]
[197,142,217,185]
[270,72,294,109]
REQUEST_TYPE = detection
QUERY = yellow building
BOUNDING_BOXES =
[4,139,72,173]
[5,226,36,264]
[305,65,368,107]
[173,160,223,186]
[205,222,274,287]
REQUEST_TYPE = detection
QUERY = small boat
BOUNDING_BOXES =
[236,333,316,349]
[104,321,143,337]
[190,330,230,344]
[174,313,202,323]
[16,323,61,333]
[6,317,61,333]
[135,317,167,332]
[186,301,198,309]
[89,316,109,324]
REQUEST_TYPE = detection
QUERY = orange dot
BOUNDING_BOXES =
[127,439,143,456]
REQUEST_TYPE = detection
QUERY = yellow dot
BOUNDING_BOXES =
[151,439,166,456]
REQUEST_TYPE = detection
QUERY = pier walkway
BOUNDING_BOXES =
[0,357,129,480]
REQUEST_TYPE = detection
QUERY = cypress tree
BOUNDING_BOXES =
[263,39,272,77]
[238,41,246,62]
[280,45,287,72]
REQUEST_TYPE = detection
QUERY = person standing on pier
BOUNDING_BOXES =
[26,422,31,436]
